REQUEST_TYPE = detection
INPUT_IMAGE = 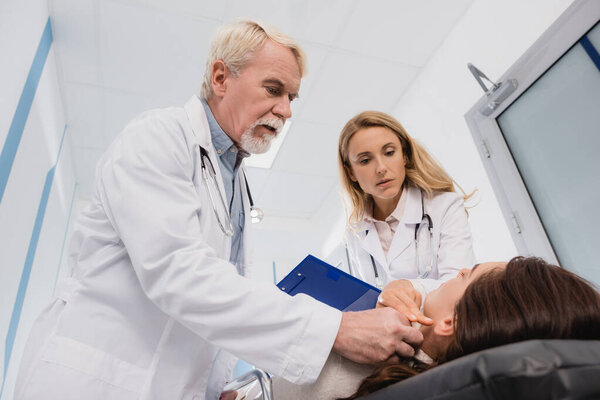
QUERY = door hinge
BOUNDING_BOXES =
[481,140,491,158]
[510,212,522,234]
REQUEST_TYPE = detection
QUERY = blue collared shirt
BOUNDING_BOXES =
[201,99,249,272]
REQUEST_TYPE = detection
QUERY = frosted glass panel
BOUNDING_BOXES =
[497,22,600,284]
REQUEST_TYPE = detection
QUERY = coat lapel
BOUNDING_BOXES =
[184,95,232,260]
[239,167,253,278]
[359,222,387,271]
[184,96,229,208]
[387,185,422,264]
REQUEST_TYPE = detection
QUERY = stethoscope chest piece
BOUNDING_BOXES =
[250,206,263,223]
[241,170,262,224]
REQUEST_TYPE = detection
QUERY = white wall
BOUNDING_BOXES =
[251,0,578,283]
[249,184,349,284]
[389,0,575,262]
[0,1,76,398]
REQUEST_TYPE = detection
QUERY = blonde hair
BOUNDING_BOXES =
[200,19,306,100]
[338,111,472,225]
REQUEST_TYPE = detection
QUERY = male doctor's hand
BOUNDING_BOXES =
[332,308,423,364]
[377,279,433,326]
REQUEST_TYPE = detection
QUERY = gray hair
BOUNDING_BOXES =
[200,19,306,100]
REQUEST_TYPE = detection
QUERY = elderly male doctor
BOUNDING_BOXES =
[15,20,421,400]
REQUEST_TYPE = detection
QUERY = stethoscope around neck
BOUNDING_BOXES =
[368,194,433,289]
[199,145,263,237]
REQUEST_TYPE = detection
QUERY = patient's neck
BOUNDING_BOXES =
[420,326,448,362]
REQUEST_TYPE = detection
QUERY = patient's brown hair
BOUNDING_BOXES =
[342,257,600,399]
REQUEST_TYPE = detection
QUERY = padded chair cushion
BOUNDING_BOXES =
[360,339,600,400]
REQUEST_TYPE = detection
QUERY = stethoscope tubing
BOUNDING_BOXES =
[367,194,433,288]
[199,145,258,237]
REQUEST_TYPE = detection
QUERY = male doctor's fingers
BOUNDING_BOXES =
[332,307,424,364]
[377,279,433,326]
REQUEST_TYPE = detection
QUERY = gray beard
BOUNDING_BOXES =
[240,118,283,154]
[240,128,274,154]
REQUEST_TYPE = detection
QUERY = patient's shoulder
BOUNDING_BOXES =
[272,353,374,400]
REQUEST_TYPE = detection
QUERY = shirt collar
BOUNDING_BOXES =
[200,99,240,158]
[414,349,434,364]
[411,321,434,364]
[390,188,407,221]
[363,185,408,224]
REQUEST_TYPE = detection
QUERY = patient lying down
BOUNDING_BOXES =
[272,256,600,400]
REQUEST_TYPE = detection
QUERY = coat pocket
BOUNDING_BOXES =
[23,335,148,399]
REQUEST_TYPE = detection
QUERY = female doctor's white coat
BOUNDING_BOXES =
[15,96,341,400]
[344,184,476,297]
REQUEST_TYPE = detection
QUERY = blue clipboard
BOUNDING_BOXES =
[276,255,381,311]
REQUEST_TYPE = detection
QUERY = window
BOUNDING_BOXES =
[465,0,600,284]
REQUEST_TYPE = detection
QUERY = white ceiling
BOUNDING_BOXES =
[49,0,474,262]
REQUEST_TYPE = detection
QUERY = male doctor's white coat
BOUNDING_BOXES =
[344,184,476,297]
[15,96,341,400]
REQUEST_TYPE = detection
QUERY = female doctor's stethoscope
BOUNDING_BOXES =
[368,195,433,289]
[199,145,263,236]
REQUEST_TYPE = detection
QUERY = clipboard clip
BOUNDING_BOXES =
[278,272,305,293]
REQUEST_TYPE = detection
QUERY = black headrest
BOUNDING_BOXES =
[360,339,600,400]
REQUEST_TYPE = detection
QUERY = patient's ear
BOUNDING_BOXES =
[433,315,454,337]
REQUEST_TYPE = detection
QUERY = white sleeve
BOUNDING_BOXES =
[98,111,341,384]
[408,193,476,296]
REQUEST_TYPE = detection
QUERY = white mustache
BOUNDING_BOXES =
[251,118,284,135]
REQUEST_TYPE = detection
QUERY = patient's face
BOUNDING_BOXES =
[423,262,507,321]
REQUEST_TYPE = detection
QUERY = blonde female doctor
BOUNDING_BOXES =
[338,111,476,325]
